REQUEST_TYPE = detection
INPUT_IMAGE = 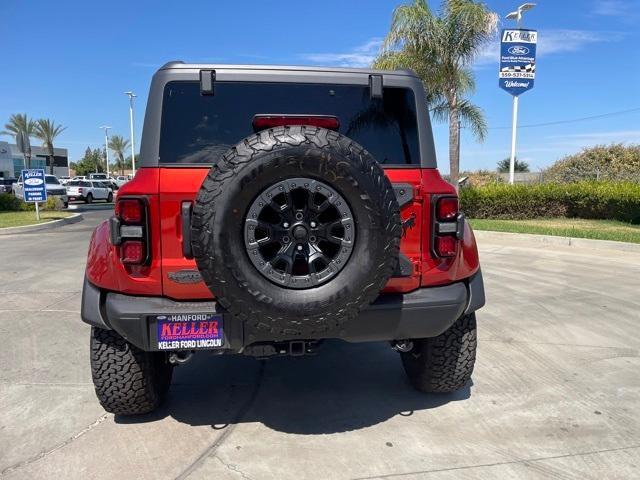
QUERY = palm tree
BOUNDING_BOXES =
[34,119,66,174]
[108,135,130,175]
[374,0,498,188]
[346,97,416,164]
[497,157,529,173]
[2,113,36,167]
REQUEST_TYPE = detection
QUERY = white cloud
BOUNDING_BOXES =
[476,29,624,66]
[592,0,639,17]
[547,130,640,144]
[538,29,624,55]
[300,38,383,68]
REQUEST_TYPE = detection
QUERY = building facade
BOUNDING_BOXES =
[0,141,69,178]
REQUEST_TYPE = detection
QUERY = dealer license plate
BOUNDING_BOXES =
[154,313,224,350]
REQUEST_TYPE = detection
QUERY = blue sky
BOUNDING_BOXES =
[1,0,639,173]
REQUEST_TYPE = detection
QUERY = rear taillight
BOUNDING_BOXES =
[111,197,148,265]
[78,188,84,194]
[433,196,462,258]
[436,197,459,221]
[116,198,143,223]
[120,240,145,264]
[252,115,340,131]
[435,236,457,257]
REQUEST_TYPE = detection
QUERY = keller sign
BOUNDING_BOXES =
[21,169,48,203]
[499,29,537,96]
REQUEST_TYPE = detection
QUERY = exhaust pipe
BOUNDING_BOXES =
[391,340,414,353]
[169,351,194,365]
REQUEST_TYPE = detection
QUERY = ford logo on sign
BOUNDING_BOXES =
[508,46,529,55]
[24,178,44,186]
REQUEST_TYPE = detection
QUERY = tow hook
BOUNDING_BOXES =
[169,351,194,365]
[391,340,414,353]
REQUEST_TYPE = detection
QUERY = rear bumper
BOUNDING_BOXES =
[81,271,485,351]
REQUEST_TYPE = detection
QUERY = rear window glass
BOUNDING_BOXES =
[159,81,420,166]
[68,181,91,187]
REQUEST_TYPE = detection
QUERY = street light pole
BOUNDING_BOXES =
[125,91,137,176]
[100,126,111,177]
[505,2,536,184]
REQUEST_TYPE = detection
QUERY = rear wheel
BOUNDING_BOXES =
[90,327,173,415]
[401,313,477,393]
[85,193,93,204]
[107,192,113,203]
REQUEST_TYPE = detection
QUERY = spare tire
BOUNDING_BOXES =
[191,126,401,341]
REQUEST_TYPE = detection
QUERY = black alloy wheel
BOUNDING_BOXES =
[244,177,355,289]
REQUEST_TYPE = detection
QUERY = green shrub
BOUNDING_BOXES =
[0,193,64,212]
[544,144,640,183]
[460,181,640,224]
[41,196,65,211]
[0,193,27,212]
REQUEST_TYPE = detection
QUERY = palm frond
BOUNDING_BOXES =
[429,99,450,123]
[34,118,66,151]
[3,113,36,138]
[108,134,130,163]
[457,100,487,141]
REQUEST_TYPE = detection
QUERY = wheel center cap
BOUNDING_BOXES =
[292,225,308,240]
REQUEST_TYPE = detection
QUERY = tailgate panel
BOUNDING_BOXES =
[159,168,211,299]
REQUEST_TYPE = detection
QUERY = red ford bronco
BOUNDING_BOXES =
[82,63,484,415]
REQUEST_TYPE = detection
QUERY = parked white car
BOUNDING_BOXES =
[114,175,129,188]
[13,174,69,207]
[58,176,71,185]
[88,173,119,191]
[66,180,113,204]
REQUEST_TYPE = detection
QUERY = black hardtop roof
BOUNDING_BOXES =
[158,61,418,78]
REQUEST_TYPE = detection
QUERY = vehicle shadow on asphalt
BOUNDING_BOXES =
[116,340,471,434]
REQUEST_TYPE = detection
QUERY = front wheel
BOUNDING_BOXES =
[90,327,173,415]
[107,192,113,203]
[401,313,477,393]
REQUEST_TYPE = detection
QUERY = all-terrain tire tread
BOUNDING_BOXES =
[90,327,172,415]
[401,313,477,393]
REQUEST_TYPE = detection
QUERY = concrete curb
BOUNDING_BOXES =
[474,229,640,253]
[0,213,83,235]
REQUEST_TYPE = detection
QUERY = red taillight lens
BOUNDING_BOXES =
[435,236,457,257]
[121,240,145,264]
[252,115,340,131]
[116,199,143,223]
[437,197,459,221]
[78,188,84,194]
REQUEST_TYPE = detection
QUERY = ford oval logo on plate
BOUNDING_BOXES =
[24,178,44,186]
[508,46,530,55]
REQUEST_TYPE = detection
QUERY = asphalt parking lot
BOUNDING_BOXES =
[1,209,639,479]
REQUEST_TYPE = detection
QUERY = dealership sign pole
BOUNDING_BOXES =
[500,5,537,184]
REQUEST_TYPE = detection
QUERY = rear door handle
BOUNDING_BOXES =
[181,201,193,259]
